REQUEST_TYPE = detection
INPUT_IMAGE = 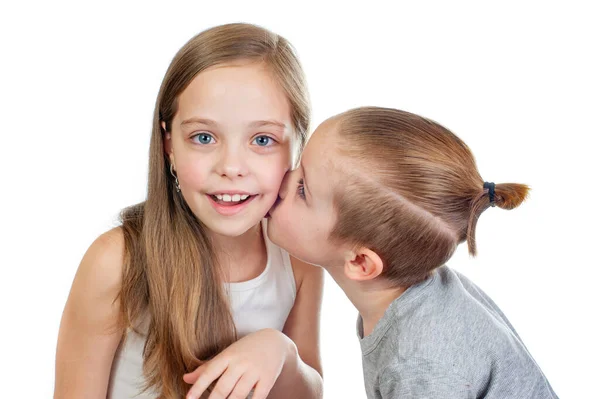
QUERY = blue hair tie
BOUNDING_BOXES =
[483,182,496,207]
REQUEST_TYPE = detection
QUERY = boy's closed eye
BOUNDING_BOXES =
[297,178,306,199]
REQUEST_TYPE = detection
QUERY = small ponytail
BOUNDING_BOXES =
[466,182,530,256]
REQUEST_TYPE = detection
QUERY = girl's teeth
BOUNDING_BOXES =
[212,194,252,202]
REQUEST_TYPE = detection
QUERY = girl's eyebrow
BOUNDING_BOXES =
[180,118,285,131]
[180,117,218,128]
[248,120,286,131]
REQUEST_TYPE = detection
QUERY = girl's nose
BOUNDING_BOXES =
[216,146,248,179]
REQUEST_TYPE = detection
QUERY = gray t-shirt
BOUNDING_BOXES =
[358,266,558,399]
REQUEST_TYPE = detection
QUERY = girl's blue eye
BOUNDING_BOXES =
[297,178,306,200]
[192,133,215,145]
[253,135,273,147]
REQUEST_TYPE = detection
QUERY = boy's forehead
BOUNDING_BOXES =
[302,126,347,196]
[303,127,334,169]
[305,118,340,156]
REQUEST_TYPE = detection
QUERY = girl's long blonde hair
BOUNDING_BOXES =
[119,23,309,398]
[330,107,529,286]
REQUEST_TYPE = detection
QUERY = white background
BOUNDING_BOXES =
[1,1,598,397]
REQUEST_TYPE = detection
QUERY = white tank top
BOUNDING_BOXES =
[107,220,296,398]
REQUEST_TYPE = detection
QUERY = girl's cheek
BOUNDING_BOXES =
[268,170,288,191]
[178,164,209,187]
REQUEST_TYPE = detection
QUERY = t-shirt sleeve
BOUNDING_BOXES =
[378,358,476,399]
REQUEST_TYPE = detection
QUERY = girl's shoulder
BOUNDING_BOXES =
[54,227,126,397]
[289,256,324,294]
[88,227,125,279]
[73,227,126,304]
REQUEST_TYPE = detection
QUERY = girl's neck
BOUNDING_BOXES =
[327,267,407,337]
[210,222,267,283]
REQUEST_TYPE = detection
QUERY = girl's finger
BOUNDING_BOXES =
[248,379,272,399]
[183,363,207,384]
[228,372,259,399]
[207,366,244,399]
[186,357,229,399]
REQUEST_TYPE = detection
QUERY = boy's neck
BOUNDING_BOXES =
[328,268,407,337]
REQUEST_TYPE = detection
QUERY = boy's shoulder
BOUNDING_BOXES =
[365,266,519,374]
[362,267,558,399]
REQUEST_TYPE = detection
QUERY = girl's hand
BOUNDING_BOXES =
[184,328,296,399]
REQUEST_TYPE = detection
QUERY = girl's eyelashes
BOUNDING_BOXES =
[190,132,215,145]
[252,135,277,147]
[188,133,277,147]
[296,178,306,200]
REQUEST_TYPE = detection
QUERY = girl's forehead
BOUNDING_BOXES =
[189,71,278,101]
[173,64,293,130]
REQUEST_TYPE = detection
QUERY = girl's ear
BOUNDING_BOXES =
[162,121,175,163]
[343,247,384,281]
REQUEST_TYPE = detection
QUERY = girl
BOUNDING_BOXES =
[268,107,558,398]
[54,23,323,399]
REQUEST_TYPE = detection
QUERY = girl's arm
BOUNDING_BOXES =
[183,258,324,399]
[54,228,125,399]
[268,257,324,398]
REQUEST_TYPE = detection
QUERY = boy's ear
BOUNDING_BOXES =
[343,247,384,281]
